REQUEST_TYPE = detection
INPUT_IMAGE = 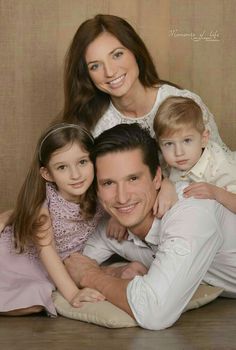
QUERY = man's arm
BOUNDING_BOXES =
[65,254,133,316]
[70,199,223,330]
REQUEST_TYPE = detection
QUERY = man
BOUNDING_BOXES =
[65,124,236,330]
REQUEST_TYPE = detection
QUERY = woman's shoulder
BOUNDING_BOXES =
[92,103,121,137]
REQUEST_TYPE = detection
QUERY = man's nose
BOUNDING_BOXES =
[116,183,129,204]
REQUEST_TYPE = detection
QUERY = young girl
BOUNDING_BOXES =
[0,123,106,317]
[153,96,236,213]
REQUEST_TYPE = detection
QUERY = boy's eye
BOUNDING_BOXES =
[184,138,192,144]
[162,142,173,147]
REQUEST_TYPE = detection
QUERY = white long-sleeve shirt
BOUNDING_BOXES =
[83,197,236,330]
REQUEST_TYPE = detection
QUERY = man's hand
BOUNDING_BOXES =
[64,253,101,287]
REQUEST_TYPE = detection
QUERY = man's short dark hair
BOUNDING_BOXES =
[92,123,160,178]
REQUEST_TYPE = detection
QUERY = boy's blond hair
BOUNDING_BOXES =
[153,96,205,139]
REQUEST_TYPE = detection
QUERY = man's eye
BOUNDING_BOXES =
[102,181,113,186]
[130,176,138,182]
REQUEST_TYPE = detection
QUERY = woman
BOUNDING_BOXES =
[62,14,233,160]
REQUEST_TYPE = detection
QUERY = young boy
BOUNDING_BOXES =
[153,96,236,213]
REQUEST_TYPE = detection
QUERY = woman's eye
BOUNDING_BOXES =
[113,51,124,59]
[89,63,100,71]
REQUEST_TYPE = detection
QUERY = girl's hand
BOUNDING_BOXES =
[106,217,128,242]
[153,178,178,218]
[183,182,218,200]
[0,210,12,233]
[70,288,105,308]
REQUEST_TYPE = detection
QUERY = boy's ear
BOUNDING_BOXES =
[153,167,162,190]
[40,167,53,182]
[201,129,209,147]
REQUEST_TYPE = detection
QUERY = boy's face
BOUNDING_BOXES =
[159,126,209,171]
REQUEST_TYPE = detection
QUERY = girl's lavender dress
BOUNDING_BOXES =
[0,183,103,316]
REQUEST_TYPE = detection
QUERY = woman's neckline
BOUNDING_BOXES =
[110,85,164,120]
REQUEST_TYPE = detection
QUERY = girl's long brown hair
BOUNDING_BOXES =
[8,123,96,253]
[63,14,178,131]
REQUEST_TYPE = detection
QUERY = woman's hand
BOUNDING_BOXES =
[153,178,178,218]
[106,217,128,242]
[70,288,105,308]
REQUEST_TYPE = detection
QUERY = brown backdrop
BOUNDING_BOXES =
[0,0,236,210]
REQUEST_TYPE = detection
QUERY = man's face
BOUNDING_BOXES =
[96,149,161,239]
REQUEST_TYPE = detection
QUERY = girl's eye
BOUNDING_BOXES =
[79,159,88,165]
[57,165,66,170]
[113,51,124,59]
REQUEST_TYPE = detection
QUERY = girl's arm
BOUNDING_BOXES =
[183,182,236,213]
[153,177,178,218]
[37,208,105,306]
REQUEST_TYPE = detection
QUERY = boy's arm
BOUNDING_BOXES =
[184,182,236,213]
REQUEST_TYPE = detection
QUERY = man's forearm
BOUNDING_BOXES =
[81,269,134,317]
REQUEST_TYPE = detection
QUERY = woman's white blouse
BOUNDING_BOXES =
[92,84,234,158]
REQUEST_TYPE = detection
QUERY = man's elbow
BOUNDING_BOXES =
[134,306,181,330]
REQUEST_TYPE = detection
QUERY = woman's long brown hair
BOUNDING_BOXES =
[63,14,178,131]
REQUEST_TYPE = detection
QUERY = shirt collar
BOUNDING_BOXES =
[127,218,161,247]
[186,146,210,178]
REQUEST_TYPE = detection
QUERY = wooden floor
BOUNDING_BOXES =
[0,298,236,350]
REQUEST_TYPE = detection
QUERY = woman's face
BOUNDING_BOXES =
[85,32,140,99]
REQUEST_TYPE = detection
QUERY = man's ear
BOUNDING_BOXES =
[201,129,209,148]
[153,167,162,190]
[40,167,53,182]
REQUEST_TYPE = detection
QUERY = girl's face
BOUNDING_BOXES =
[40,142,94,203]
[85,31,140,99]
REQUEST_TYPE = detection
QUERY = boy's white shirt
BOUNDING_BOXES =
[168,140,236,193]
